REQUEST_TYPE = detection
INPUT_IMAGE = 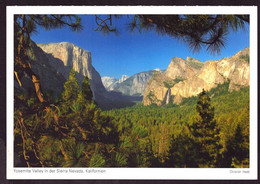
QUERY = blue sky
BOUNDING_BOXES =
[31,15,249,79]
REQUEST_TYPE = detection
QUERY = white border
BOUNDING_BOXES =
[6,6,258,180]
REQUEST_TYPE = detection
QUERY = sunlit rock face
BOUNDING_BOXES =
[143,48,250,106]
[143,72,171,106]
[216,48,250,91]
[37,42,106,100]
[165,56,203,80]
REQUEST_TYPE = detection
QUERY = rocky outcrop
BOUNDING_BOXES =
[165,57,203,79]
[143,48,250,106]
[143,72,168,105]
[216,48,250,91]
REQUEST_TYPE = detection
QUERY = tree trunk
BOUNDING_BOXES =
[15,57,45,103]
[15,14,46,103]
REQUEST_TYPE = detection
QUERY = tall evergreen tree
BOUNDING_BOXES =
[167,126,198,168]
[190,89,221,167]
[225,124,249,168]
[61,68,80,111]
[81,76,93,103]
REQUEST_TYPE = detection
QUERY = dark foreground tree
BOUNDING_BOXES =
[61,69,80,112]
[14,15,82,103]
[190,89,221,167]
[81,76,93,103]
[167,126,198,168]
[14,69,119,167]
[223,123,249,168]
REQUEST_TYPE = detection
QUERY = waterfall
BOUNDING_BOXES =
[165,88,171,105]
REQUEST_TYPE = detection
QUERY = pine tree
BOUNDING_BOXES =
[167,125,198,168]
[81,76,93,103]
[225,124,249,168]
[190,89,221,167]
[14,16,83,166]
[61,68,80,112]
[32,72,119,167]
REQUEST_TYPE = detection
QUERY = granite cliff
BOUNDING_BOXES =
[37,42,106,100]
[15,41,135,109]
[143,48,250,106]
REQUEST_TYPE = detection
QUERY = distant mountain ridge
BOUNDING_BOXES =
[101,76,117,90]
[119,75,130,83]
[113,69,162,96]
[143,48,250,106]
[103,69,163,96]
[102,75,129,91]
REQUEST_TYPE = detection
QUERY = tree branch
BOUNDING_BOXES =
[93,15,113,32]
[235,15,249,24]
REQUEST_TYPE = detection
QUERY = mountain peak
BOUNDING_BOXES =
[166,55,202,79]
[38,42,90,53]
[119,75,129,83]
[153,68,162,72]
[171,56,185,63]
[186,56,202,64]
[101,76,118,90]
[233,47,249,58]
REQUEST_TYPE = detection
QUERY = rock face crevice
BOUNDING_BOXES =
[143,48,250,106]
[164,88,171,105]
